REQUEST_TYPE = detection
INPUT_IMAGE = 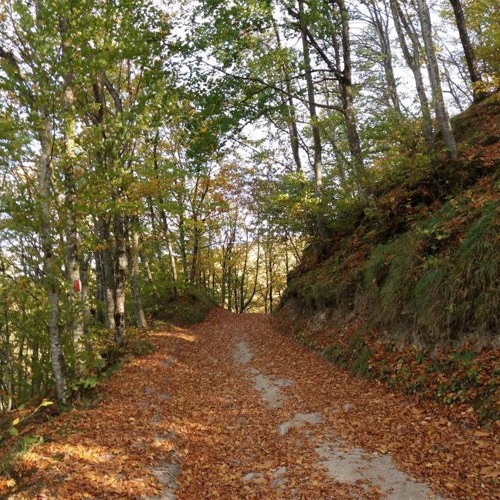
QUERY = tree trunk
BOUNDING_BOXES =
[129,216,147,328]
[31,339,41,397]
[113,214,127,345]
[389,0,434,151]
[298,0,328,239]
[274,20,302,172]
[415,0,457,159]
[336,0,366,182]
[59,14,85,375]
[299,0,322,198]
[80,257,91,336]
[152,132,179,298]
[1,306,13,411]
[39,119,67,405]
[163,218,179,299]
[448,0,483,101]
[97,217,116,329]
[368,0,401,112]
[178,208,188,279]
[190,223,201,285]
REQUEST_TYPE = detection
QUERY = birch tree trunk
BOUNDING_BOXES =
[160,210,179,299]
[59,16,85,373]
[298,0,328,239]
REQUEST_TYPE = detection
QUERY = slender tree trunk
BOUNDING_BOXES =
[190,223,201,285]
[1,307,13,411]
[97,217,116,329]
[389,0,434,151]
[227,269,233,312]
[39,119,67,405]
[80,257,91,336]
[62,98,85,368]
[448,0,483,101]
[31,340,40,397]
[415,0,457,159]
[299,0,322,199]
[323,87,349,187]
[178,209,188,278]
[59,15,85,375]
[242,240,260,313]
[336,0,366,182]
[164,220,179,298]
[113,214,127,345]
[17,331,26,401]
[141,251,161,302]
[93,248,106,324]
[274,20,302,172]
[152,132,179,297]
[299,0,328,239]
[368,0,401,112]
[129,216,147,328]
[147,199,162,262]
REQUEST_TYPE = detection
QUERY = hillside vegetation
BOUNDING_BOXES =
[277,93,499,421]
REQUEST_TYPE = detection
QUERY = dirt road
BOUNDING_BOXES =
[8,309,498,499]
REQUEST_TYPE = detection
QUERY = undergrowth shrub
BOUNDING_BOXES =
[154,288,215,325]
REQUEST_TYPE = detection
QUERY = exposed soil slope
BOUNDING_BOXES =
[2,310,497,499]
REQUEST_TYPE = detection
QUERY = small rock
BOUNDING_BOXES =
[242,472,262,482]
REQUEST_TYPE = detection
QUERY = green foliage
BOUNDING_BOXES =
[462,0,500,82]
[322,343,346,365]
[321,335,372,377]
[251,172,315,236]
[0,434,44,477]
[153,289,215,326]
[0,399,52,477]
[351,346,372,377]
[70,376,98,394]
[365,234,420,320]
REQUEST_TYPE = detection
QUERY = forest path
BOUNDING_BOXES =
[9,309,497,499]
